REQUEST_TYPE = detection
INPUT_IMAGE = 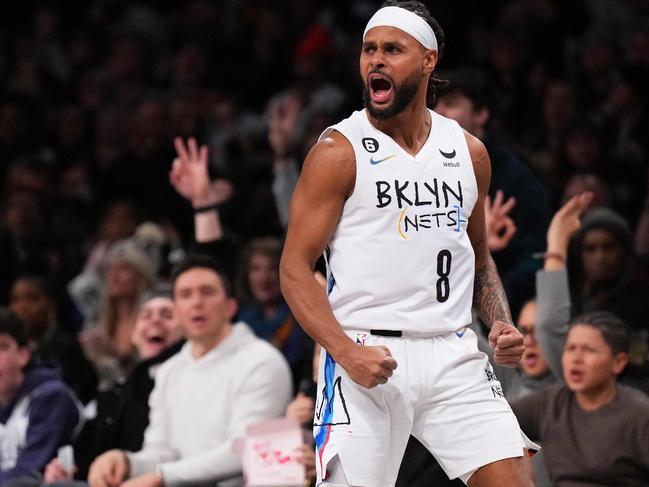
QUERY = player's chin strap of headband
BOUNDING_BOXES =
[363,6,438,51]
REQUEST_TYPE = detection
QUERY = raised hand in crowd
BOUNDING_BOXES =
[544,192,593,270]
[170,137,233,242]
[484,190,517,253]
[169,137,233,207]
[268,92,302,160]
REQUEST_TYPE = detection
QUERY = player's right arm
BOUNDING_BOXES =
[280,131,397,389]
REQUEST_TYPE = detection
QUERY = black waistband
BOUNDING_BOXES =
[370,329,402,337]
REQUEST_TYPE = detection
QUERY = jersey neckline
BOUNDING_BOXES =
[361,108,436,162]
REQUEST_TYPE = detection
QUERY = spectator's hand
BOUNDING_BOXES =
[268,93,301,159]
[484,190,517,252]
[489,321,524,367]
[286,392,315,425]
[295,444,316,483]
[169,137,233,207]
[546,192,593,256]
[120,473,163,487]
[88,449,129,487]
[338,345,398,388]
[44,458,75,483]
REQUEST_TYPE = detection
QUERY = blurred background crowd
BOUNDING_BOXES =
[1,0,649,486]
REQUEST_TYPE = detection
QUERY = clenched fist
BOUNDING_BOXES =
[338,345,398,388]
[489,321,525,367]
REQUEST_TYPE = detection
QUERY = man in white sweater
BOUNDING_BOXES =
[88,255,293,487]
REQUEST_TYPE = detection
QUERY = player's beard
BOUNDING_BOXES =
[363,71,422,120]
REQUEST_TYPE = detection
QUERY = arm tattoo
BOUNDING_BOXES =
[473,254,513,328]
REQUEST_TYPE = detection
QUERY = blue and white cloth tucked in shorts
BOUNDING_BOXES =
[314,327,538,487]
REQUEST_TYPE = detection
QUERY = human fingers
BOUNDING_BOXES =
[382,355,398,370]
[574,191,593,214]
[188,137,199,162]
[496,331,524,349]
[199,144,209,166]
[292,400,315,413]
[493,189,504,209]
[379,367,394,378]
[284,95,302,124]
[44,459,70,483]
[499,195,516,215]
[494,354,522,367]
[169,158,182,183]
[299,396,315,408]
[380,346,393,356]
[495,341,525,357]
[88,468,110,487]
[558,194,581,218]
[500,218,517,243]
[174,136,189,162]
[375,376,388,385]
[488,323,516,347]
[110,454,128,486]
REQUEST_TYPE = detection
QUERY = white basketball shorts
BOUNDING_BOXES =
[313,327,534,486]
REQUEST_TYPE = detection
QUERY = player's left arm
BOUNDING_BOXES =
[465,131,524,367]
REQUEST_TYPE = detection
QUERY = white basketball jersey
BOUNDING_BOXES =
[321,109,478,335]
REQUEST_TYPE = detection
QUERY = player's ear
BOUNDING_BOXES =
[423,49,438,74]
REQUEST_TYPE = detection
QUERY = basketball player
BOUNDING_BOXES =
[280,2,534,486]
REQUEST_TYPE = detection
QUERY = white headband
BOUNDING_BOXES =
[363,6,438,51]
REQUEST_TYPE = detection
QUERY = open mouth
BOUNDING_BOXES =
[369,73,394,104]
[522,351,538,364]
[567,368,585,382]
[191,316,207,326]
[145,334,166,345]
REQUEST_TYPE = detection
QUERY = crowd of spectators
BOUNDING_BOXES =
[1,0,649,486]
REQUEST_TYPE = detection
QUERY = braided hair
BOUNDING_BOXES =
[378,0,449,106]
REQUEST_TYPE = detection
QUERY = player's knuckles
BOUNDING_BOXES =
[382,357,398,369]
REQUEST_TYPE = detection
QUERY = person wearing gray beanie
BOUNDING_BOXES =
[567,207,649,331]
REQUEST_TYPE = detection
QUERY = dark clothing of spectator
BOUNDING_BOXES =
[486,137,550,317]
[193,234,241,285]
[0,366,81,484]
[511,384,649,487]
[396,437,462,487]
[72,340,183,479]
[29,327,97,405]
[238,302,312,392]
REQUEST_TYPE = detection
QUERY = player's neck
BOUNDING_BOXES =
[368,98,431,157]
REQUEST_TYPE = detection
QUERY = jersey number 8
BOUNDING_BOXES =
[436,250,452,303]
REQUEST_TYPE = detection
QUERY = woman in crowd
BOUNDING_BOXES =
[236,237,313,390]
[80,238,157,388]
[9,273,97,404]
